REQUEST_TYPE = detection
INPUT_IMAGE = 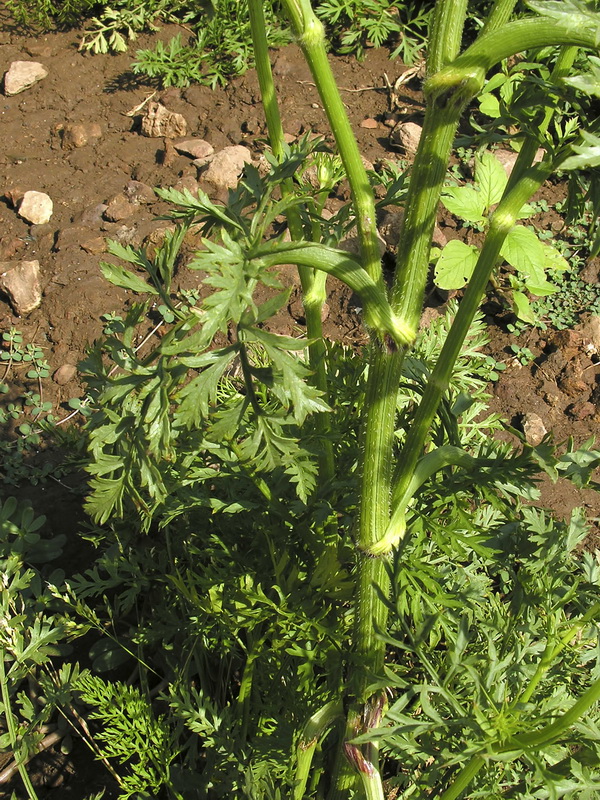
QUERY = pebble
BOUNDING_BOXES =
[61,122,102,150]
[390,121,422,155]
[360,118,378,129]
[81,237,106,255]
[3,61,48,96]
[0,260,42,315]
[522,412,547,446]
[104,195,135,222]
[18,191,53,224]
[125,180,156,205]
[53,364,77,385]
[174,138,214,160]
[494,147,545,177]
[200,145,253,190]
[568,400,596,421]
[141,101,187,138]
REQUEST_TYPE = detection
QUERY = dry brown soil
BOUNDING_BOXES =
[1,12,600,797]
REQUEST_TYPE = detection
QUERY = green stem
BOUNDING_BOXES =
[427,0,469,74]
[392,160,553,511]
[429,18,600,98]
[280,0,384,290]
[294,701,343,800]
[517,603,600,708]
[437,756,486,800]
[481,0,519,35]
[248,0,334,485]
[0,658,40,800]
[508,675,600,750]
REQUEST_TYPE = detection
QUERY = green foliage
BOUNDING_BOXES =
[531,265,600,329]
[372,506,600,797]
[0,497,79,800]
[0,329,69,487]
[132,3,292,88]
[434,150,570,323]
[5,0,99,28]
[316,0,431,62]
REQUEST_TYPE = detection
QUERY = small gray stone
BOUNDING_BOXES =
[53,364,77,385]
[4,61,48,95]
[522,412,547,446]
[18,191,53,225]
[0,260,42,315]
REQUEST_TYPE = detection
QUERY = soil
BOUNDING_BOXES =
[1,11,600,798]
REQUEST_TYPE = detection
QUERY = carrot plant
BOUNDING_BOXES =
[43,0,600,798]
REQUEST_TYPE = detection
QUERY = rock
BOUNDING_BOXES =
[4,187,24,208]
[360,118,378,129]
[26,44,52,59]
[379,209,446,250]
[18,191,53,224]
[55,225,92,251]
[61,122,102,150]
[579,314,600,352]
[53,364,77,385]
[494,147,545,177]
[140,101,187,138]
[200,145,253,190]
[0,236,24,260]
[81,237,106,255]
[568,400,596,421]
[104,195,135,222]
[0,260,42,315]
[522,412,547,446]
[3,61,48,95]
[72,202,108,226]
[174,138,214,160]
[173,174,201,194]
[125,180,156,205]
[390,121,422,155]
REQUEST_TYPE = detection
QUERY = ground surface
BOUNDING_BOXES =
[1,12,600,798]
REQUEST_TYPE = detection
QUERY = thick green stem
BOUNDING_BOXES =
[430,18,600,93]
[427,0,469,74]
[482,0,519,35]
[294,701,343,800]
